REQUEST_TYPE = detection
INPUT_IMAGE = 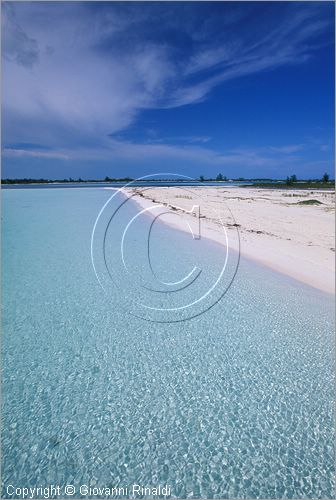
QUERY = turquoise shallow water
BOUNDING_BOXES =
[2,188,335,498]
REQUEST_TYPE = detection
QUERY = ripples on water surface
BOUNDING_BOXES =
[2,188,335,498]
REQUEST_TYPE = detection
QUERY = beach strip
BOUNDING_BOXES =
[122,186,335,295]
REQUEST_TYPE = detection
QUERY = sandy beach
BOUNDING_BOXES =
[124,186,335,294]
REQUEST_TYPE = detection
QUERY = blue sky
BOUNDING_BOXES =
[2,1,334,180]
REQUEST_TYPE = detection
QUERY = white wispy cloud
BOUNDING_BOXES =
[3,148,70,160]
[266,144,306,154]
[1,140,316,171]
[149,135,212,145]
[3,134,333,181]
[2,1,333,158]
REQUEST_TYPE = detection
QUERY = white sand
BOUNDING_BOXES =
[124,186,335,294]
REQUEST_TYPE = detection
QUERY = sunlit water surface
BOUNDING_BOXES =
[2,188,334,498]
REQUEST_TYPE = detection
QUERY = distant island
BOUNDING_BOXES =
[1,174,334,189]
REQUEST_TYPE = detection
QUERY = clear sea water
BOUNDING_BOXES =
[2,188,335,498]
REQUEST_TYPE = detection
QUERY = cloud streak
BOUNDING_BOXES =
[2,139,323,171]
[3,147,70,160]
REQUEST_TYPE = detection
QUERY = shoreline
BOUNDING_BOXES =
[120,186,335,295]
